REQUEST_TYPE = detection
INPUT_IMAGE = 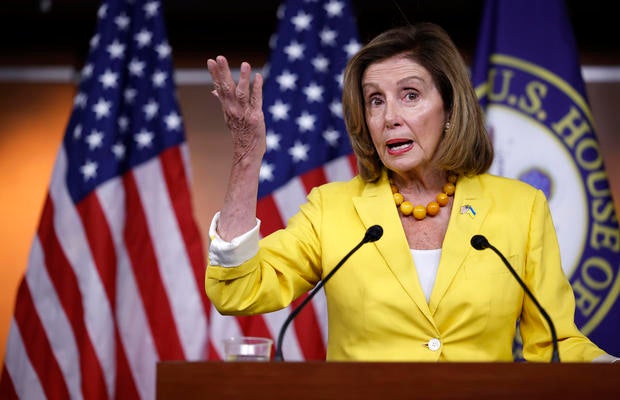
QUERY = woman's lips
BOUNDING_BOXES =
[386,139,414,155]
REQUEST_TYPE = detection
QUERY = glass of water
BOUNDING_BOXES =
[223,336,273,361]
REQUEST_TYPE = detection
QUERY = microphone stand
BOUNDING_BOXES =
[471,235,560,363]
[274,225,383,361]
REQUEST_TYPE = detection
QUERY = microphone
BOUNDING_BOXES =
[470,234,560,363]
[273,225,384,361]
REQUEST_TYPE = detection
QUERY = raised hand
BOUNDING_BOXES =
[207,55,266,165]
[206,56,266,240]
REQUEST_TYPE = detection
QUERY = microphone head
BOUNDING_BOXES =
[364,225,383,242]
[470,234,489,250]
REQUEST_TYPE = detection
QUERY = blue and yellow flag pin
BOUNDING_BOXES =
[460,204,476,218]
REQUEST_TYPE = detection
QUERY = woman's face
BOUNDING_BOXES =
[362,54,446,177]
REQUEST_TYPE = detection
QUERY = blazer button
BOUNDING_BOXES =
[428,338,441,351]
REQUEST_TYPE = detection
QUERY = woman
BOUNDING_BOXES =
[205,23,615,362]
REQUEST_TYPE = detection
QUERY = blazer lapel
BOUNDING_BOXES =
[429,175,491,313]
[353,172,436,323]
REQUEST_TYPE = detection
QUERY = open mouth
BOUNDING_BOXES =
[387,139,414,153]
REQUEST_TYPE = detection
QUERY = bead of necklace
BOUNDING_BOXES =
[390,174,457,220]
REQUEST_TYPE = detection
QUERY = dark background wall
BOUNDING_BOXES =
[1,0,618,66]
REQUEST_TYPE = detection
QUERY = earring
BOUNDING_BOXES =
[444,121,451,133]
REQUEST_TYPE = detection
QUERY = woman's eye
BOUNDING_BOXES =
[368,96,383,106]
[405,91,419,101]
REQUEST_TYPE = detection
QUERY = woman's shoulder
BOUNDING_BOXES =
[311,174,369,195]
[464,173,544,198]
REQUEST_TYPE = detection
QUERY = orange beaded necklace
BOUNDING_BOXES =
[390,174,457,220]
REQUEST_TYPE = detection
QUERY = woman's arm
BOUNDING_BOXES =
[206,56,266,241]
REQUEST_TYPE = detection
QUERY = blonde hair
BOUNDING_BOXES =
[342,22,493,182]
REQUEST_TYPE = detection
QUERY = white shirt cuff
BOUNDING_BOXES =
[208,211,261,267]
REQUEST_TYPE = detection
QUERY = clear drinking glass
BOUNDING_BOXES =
[222,336,273,361]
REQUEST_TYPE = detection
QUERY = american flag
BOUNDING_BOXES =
[0,0,209,399]
[207,0,361,361]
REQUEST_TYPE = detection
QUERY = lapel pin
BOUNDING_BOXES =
[460,204,476,218]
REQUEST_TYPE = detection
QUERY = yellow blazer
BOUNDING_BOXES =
[206,171,606,361]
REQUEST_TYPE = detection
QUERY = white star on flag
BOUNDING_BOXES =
[0,2,209,398]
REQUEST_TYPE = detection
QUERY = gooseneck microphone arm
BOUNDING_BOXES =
[470,234,560,363]
[274,225,383,362]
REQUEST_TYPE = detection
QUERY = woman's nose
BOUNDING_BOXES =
[384,100,402,128]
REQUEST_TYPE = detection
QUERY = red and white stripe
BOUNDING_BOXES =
[207,153,357,361]
[2,143,209,400]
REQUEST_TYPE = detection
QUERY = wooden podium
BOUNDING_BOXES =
[156,361,618,399]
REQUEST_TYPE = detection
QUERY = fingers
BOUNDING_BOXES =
[250,72,263,109]
[236,62,251,105]
[207,56,234,99]
[206,58,220,97]
[207,56,261,106]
